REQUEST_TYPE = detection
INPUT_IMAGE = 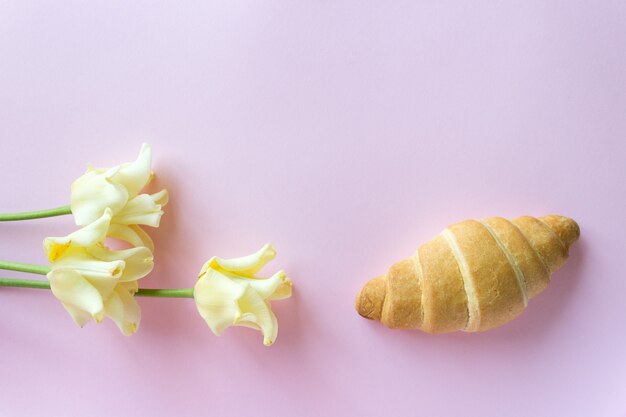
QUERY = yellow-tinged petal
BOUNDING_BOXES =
[48,259,144,334]
[109,143,153,198]
[235,285,278,346]
[117,287,141,333]
[44,209,112,261]
[107,224,154,252]
[70,168,129,226]
[52,252,123,298]
[118,280,139,294]
[112,190,168,227]
[104,286,141,336]
[201,243,276,278]
[48,269,105,320]
[87,245,154,282]
[61,303,94,327]
[267,275,293,301]
[194,270,244,336]
[103,290,124,329]
[151,189,169,206]
[233,270,292,301]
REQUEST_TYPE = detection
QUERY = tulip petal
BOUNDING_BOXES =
[110,143,152,198]
[151,189,169,206]
[233,270,292,301]
[53,247,123,277]
[112,190,168,227]
[236,285,278,346]
[118,280,139,294]
[71,169,129,226]
[267,276,293,301]
[65,208,112,246]
[194,270,243,336]
[48,269,105,321]
[88,245,154,282]
[205,243,276,278]
[107,224,154,252]
[52,254,123,298]
[103,291,124,328]
[44,209,112,262]
[61,303,94,327]
[104,286,141,336]
[117,286,141,334]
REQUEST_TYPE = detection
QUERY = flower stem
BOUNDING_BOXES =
[135,288,194,298]
[0,205,72,221]
[0,277,195,299]
[0,278,51,290]
[0,261,51,275]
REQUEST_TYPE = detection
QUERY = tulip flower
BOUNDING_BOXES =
[44,208,153,335]
[194,244,292,346]
[70,143,168,251]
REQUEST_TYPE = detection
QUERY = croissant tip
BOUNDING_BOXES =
[539,214,581,249]
[355,276,386,321]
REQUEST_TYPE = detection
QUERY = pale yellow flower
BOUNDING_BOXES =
[70,143,168,251]
[44,208,153,335]
[194,244,292,346]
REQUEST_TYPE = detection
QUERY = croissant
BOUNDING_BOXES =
[355,215,580,333]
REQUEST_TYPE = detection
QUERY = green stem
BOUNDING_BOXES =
[136,288,194,298]
[0,205,72,221]
[0,277,194,298]
[0,261,51,275]
[0,278,51,290]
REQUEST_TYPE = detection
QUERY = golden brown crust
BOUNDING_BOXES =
[448,220,525,331]
[419,235,468,333]
[380,258,423,329]
[355,214,580,334]
[355,276,386,321]
[539,215,580,251]
[483,217,550,298]
[512,216,567,273]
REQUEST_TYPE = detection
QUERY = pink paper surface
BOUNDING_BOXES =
[0,2,625,416]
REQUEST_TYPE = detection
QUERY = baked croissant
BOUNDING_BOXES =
[355,215,580,333]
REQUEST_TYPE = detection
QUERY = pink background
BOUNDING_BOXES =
[1,1,625,416]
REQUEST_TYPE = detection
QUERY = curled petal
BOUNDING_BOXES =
[109,143,153,198]
[52,254,123,299]
[233,270,292,301]
[236,285,279,346]
[194,270,243,336]
[48,269,105,322]
[88,245,154,282]
[44,209,112,262]
[107,224,154,252]
[202,243,276,278]
[112,190,168,227]
[70,169,129,226]
[104,286,141,336]
[61,303,94,327]
[267,274,293,301]
[150,189,169,206]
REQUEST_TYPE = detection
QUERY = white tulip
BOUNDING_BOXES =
[70,143,168,251]
[194,244,292,346]
[44,208,153,335]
